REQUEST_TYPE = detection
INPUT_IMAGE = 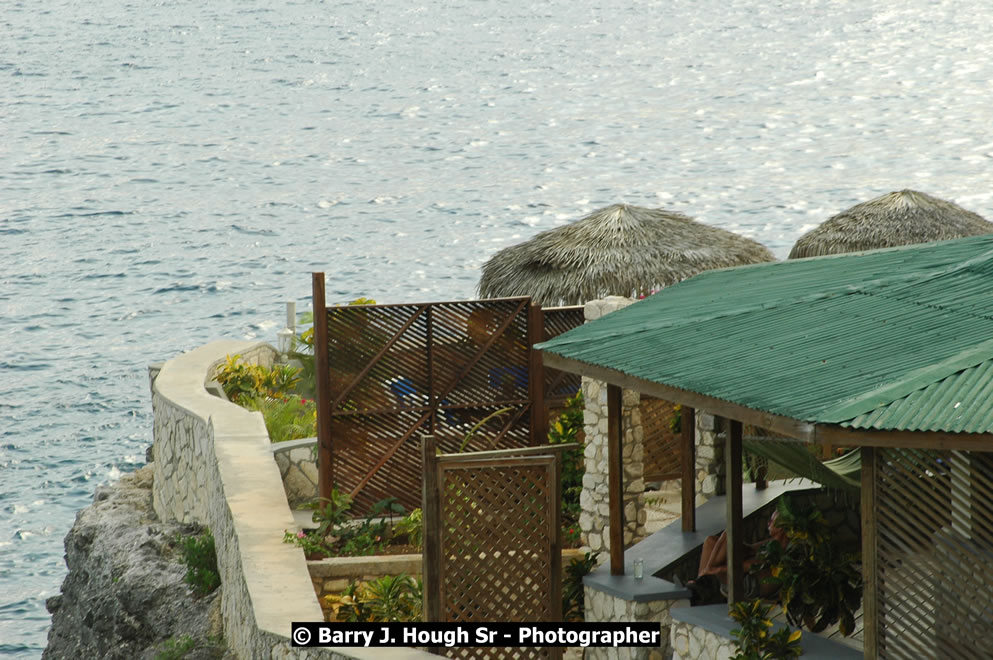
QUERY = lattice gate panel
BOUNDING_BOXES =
[874,448,993,660]
[434,456,561,660]
[641,397,681,482]
[324,298,536,513]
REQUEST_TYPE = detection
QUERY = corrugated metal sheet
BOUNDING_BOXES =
[536,234,993,434]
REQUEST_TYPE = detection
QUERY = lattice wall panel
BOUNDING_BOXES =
[641,397,682,482]
[436,457,560,660]
[875,448,993,660]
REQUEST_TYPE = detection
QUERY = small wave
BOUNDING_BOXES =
[231,224,276,236]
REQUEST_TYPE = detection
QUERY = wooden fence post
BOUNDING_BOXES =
[528,302,547,446]
[313,273,333,503]
[421,435,442,628]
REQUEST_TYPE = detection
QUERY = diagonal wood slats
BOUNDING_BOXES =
[641,396,682,482]
[875,448,993,660]
[320,298,577,513]
[542,306,584,404]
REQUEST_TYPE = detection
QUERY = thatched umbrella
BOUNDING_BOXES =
[789,189,993,259]
[477,203,776,306]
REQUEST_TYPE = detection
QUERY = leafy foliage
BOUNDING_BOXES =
[283,491,421,558]
[178,529,220,597]
[154,634,196,660]
[325,574,422,622]
[393,507,423,550]
[563,551,599,621]
[729,599,803,660]
[239,394,316,443]
[214,354,301,403]
[548,391,585,527]
[752,499,863,635]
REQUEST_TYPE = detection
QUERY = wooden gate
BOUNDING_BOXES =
[865,447,993,659]
[422,437,563,660]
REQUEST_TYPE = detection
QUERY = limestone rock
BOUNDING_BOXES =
[43,465,228,660]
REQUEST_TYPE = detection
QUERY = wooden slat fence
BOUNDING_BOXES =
[422,437,564,660]
[312,280,586,514]
[867,447,993,659]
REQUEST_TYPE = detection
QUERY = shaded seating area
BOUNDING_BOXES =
[538,234,993,659]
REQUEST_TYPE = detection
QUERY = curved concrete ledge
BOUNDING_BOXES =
[151,340,434,659]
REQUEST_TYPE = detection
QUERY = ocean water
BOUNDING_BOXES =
[3,0,993,655]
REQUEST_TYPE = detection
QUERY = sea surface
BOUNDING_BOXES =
[3,0,993,655]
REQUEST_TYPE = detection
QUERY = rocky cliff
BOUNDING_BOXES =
[44,465,228,659]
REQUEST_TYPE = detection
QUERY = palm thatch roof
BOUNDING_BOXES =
[477,203,776,306]
[789,189,993,259]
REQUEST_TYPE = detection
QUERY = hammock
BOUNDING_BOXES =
[743,438,861,493]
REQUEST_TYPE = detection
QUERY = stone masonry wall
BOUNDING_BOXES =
[272,438,319,508]
[580,296,647,555]
[584,587,676,660]
[670,619,735,660]
[695,412,724,500]
[151,339,432,660]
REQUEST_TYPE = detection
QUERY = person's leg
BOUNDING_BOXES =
[699,531,728,576]
[697,534,720,576]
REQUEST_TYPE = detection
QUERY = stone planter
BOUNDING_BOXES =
[309,548,589,620]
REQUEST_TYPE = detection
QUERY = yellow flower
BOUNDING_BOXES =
[788,630,802,644]
[771,565,782,578]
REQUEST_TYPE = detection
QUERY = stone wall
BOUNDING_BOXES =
[583,589,678,660]
[694,412,724,500]
[669,618,735,660]
[150,339,433,660]
[272,438,319,508]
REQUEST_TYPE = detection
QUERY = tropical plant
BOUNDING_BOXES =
[548,391,585,525]
[240,394,316,442]
[214,355,301,403]
[394,508,423,550]
[325,574,422,623]
[729,599,803,660]
[563,551,599,621]
[178,528,220,597]
[284,491,412,558]
[753,499,863,635]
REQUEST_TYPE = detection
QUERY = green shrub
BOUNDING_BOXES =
[325,574,422,622]
[563,551,598,621]
[729,599,803,660]
[179,529,220,597]
[214,354,301,403]
[752,499,862,635]
[154,635,196,660]
[548,391,585,527]
[394,508,423,550]
[240,395,316,443]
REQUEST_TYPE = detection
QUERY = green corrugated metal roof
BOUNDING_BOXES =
[537,234,993,435]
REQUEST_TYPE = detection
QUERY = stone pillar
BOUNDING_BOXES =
[695,412,724,500]
[579,296,647,554]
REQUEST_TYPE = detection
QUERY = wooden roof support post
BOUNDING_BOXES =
[608,383,625,575]
[861,446,879,659]
[725,418,744,604]
[681,406,697,532]
[312,272,333,503]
